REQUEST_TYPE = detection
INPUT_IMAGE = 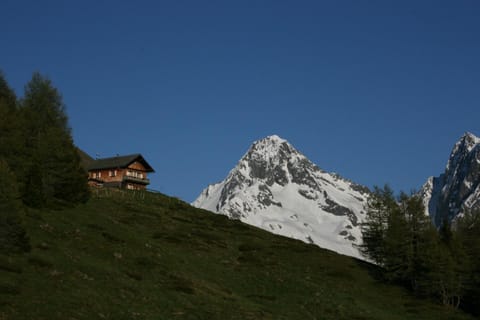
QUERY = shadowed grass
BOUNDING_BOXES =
[0,189,474,319]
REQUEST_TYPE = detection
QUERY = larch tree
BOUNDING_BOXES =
[456,210,480,315]
[359,185,396,266]
[0,71,24,173]
[20,72,89,207]
[0,159,30,253]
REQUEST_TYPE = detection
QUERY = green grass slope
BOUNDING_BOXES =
[0,190,474,320]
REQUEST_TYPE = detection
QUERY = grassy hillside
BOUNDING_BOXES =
[0,190,474,320]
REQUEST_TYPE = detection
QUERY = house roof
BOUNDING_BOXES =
[87,154,155,172]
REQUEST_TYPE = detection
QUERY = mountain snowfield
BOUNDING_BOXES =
[421,132,480,226]
[193,135,370,259]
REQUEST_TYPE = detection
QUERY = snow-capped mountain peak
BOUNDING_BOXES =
[460,132,480,150]
[193,135,370,259]
[421,132,480,225]
[447,132,480,171]
[263,134,286,144]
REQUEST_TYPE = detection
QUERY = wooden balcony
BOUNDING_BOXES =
[122,175,150,185]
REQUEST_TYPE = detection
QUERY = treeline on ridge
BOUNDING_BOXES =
[360,186,480,315]
[0,70,89,254]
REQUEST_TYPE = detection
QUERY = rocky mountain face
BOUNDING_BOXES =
[421,132,480,226]
[192,135,370,259]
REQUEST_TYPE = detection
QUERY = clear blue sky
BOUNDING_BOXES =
[2,0,479,202]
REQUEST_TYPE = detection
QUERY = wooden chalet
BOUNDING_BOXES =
[86,154,155,190]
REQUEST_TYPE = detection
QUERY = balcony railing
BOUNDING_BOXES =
[123,175,150,185]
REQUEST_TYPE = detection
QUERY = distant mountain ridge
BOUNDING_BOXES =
[193,135,370,259]
[421,132,480,226]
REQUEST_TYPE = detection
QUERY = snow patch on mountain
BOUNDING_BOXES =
[193,135,370,259]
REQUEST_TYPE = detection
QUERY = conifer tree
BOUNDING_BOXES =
[0,160,30,253]
[0,71,17,110]
[359,185,395,265]
[0,71,30,199]
[383,198,410,283]
[401,194,433,291]
[456,210,480,315]
[0,72,22,169]
[360,188,467,304]
[434,225,466,308]
[20,72,89,207]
